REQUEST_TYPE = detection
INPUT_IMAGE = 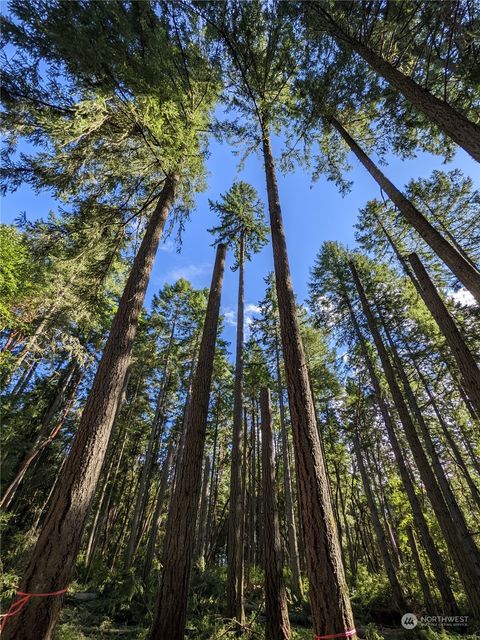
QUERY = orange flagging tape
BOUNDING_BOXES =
[0,588,67,633]
[315,629,357,640]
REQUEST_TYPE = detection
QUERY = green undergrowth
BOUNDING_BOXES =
[2,564,476,639]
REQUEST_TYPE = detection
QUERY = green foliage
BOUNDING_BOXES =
[351,565,392,610]
[1,3,479,638]
[290,0,478,167]
[0,225,36,328]
[208,180,268,267]
[2,0,219,204]
[364,623,385,640]
[200,0,304,154]
[99,571,147,625]
[415,629,480,640]
[53,625,87,640]
[355,169,480,291]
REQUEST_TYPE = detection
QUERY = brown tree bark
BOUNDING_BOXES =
[172,334,200,490]
[255,402,263,567]
[351,415,407,611]
[262,124,355,637]
[406,525,438,615]
[195,454,211,570]
[314,5,480,162]
[345,292,459,614]
[239,408,248,592]
[142,434,176,583]
[275,331,303,599]
[381,317,480,571]
[124,388,168,569]
[1,174,179,640]
[407,252,480,415]
[85,429,128,570]
[331,118,480,304]
[247,403,257,584]
[149,243,226,640]
[125,316,177,569]
[206,401,221,562]
[260,388,291,640]
[412,358,480,510]
[1,363,81,511]
[349,261,480,616]
[227,232,246,625]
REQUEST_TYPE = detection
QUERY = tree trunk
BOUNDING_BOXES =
[345,291,459,614]
[349,261,480,616]
[459,384,480,424]
[7,317,50,382]
[388,319,480,512]
[125,317,177,570]
[316,6,480,162]
[124,396,166,569]
[329,425,356,581]
[372,212,480,421]
[407,252,480,414]
[173,335,200,489]
[142,434,176,582]
[406,525,438,614]
[8,359,38,407]
[331,117,480,304]
[351,420,407,611]
[255,405,263,567]
[262,125,355,637]
[195,455,211,570]
[149,243,226,640]
[206,402,221,562]
[275,331,303,599]
[381,317,480,571]
[85,429,128,570]
[41,362,78,428]
[260,388,292,640]
[248,404,257,582]
[86,370,132,568]
[1,174,179,640]
[414,362,480,509]
[227,233,246,625]
[1,363,81,511]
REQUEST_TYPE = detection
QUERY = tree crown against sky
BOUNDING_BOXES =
[1,0,220,228]
[289,0,480,156]
[191,0,302,148]
[208,180,269,268]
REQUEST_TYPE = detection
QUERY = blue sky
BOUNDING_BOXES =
[2,131,478,356]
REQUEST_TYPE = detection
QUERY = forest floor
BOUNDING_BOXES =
[52,596,480,640]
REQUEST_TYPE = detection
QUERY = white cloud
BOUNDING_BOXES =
[221,302,260,334]
[159,238,175,253]
[245,303,261,314]
[165,262,212,283]
[448,288,476,308]
[223,308,237,326]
